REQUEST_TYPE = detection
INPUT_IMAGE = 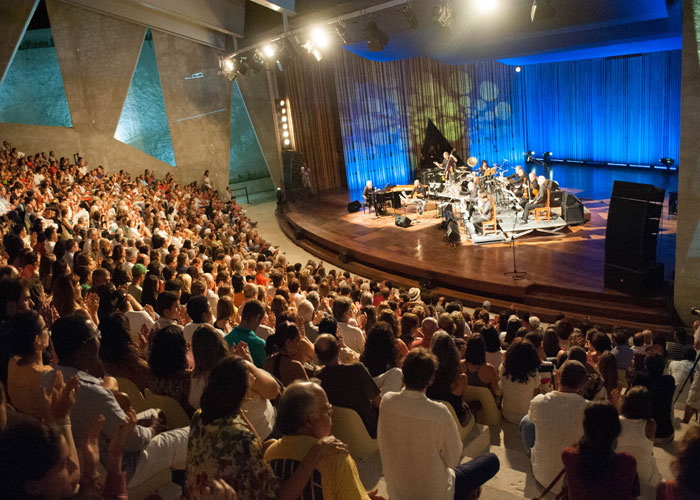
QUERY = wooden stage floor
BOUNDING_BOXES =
[278,192,677,331]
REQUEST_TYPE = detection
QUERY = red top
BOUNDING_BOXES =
[561,446,638,500]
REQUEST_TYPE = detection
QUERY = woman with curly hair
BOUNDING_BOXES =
[360,322,402,395]
[500,339,542,424]
[426,331,470,424]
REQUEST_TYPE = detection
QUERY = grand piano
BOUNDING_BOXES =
[372,184,414,214]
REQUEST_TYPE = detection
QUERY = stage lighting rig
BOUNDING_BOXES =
[335,22,351,44]
[433,1,453,30]
[402,3,419,29]
[660,158,675,168]
[310,26,330,49]
[515,66,522,72]
[262,44,276,59]
[524,151,536,163]
[219,55,238,81]
[543,151,553,161]
[365,21,388,52]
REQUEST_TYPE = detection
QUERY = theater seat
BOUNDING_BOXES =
[144,389,191,430]
[330,406,378,462]
[436,400,475,442]
[116,377,148,414]
[464,386,501,427]
[96,463,172,500]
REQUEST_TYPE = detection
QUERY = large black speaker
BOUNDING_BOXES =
[395,215,412,228]
[347,200,361,213]
[605,181,664,271]
[561,192,584,225]
[446,219,460,243]
[604,263,664,296]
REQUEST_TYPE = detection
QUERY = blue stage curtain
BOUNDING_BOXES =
[519,50,681,166]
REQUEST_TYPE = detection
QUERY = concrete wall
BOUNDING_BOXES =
[0,0,280,196]
[0,0,38,84]
[675,0,700,326]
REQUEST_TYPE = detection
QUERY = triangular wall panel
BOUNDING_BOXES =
[229,80,271,185]
[0,18,72,127]
[115,29,175,166]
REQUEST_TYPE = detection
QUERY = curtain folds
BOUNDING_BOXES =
[282,47,680,194]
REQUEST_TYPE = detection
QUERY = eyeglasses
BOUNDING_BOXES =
[319,404,333,417]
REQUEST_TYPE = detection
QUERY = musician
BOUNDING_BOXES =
[507,165,526,194]
[521,175,549,223]
[407,179,427,215]
[362,180,378,213]
[437,151,456,181]
[471,190,493,235]
[478,160,490,176]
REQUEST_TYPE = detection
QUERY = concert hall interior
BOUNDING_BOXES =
[3,0,700,499]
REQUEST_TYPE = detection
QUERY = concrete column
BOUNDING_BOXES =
[675,0,700,325]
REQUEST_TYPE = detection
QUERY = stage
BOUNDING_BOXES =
[277,190,677,332]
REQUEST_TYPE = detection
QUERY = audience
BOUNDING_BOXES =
[315,334,381,438]
[657,425,700,499]
[378,349,499,500]
[522,360,588,492]
[0,142,695,499]
[561,402,639,499]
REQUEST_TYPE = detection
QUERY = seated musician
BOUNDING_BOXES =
[478,160,490,177]
[406,179,427,215]
[519,170,538,210]
[521,175,549,223]
[471,190,493,235]
[507,165,526,195]
[362,179,377,212]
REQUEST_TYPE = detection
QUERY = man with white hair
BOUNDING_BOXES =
[520,174,548,223]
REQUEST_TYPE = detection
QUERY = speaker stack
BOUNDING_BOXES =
[604,181,665,296]
[561,192,584,225]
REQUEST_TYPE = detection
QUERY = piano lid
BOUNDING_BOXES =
[419,119,463,170]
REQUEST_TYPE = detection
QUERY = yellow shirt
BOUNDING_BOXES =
[264,434,370,500]
[7,357,54,419]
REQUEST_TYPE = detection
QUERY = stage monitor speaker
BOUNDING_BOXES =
[606,182,664,270]
[604,263,664,296]
[561,192,584,225]
[347,200,361,213]
[339,251,350,263]
[395,215,412,228]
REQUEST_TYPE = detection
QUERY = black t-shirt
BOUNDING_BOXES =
[362,185,374,200]
[317,363,381,438]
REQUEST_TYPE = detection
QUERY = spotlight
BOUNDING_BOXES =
[515,66,521,72]
[402,3,419,29]
[433,1,453,29]
[282,108,286,115]
[224,59,234,71]
[281,116,288,123]
[282,124,288,130]
[245,53,264,72]
[310,26,329,49]
[335,22,351,44]
[474,0,499,15]
[311,48,323,62]
[284,139,290,146]
[544,151,553,159]
[219,56,238,81]
[262,44,276,59]
[279,100,285,107]
[660,158,675,167]
[237,59,248,75]
[528,150,536,156]
[365,21,388,52]
[283,131,289,138]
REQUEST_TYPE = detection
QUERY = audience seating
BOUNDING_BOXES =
[437,400,476,442]
[465,386,501,426]
[329,406,378,462]
[116,377,149,414]
[144,389,190,430]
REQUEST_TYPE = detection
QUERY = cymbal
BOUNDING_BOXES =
[466,156,478,168]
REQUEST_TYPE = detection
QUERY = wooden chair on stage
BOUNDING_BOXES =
[532,189,551,222]
[481,191,498,235]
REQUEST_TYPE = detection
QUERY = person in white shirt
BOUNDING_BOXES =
[182,295,224,344]
[332,297,365,354]
[682,321,700,423]
[521,359,589,492]
[378,349,499,500]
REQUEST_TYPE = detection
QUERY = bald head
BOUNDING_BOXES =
[421,317,438,339]
[315,334,339,365]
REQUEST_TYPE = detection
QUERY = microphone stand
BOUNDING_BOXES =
[504,203,526,280]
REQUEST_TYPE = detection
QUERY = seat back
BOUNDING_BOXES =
[482,192,498,235]
[116,377,148,413]
[435,400,475,442]
[330,406,378,462]
[144,389,191,429]
[464,386,501,426]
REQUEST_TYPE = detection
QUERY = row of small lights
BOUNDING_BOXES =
[278,99,292,149]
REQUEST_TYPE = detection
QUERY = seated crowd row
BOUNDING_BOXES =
[0,143,698,500]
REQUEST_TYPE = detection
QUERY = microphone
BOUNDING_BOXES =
[692,307,700,316]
